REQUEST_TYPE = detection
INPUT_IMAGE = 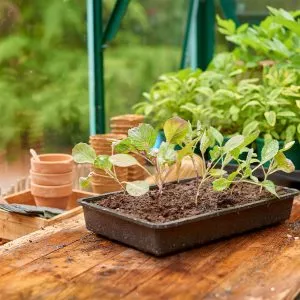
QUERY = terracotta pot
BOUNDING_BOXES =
[30,171,73,186]
[31,182,72,209]
[110,114,144,125]
[89,133,126,143]
[34,196,71,209]
[31,154,73,174]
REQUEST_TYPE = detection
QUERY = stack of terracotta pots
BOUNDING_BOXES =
[30,154,73,209]
[89,134,128,193]
[89,133,127,155]
[110,114,147,182]
[110,114,144,135]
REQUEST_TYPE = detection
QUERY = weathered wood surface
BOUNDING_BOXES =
[0,200,299,300]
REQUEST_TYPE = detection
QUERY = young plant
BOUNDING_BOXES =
[194,128,295,202]
[113,117,191,196]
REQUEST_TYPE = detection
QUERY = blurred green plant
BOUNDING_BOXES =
[0,0,183,153]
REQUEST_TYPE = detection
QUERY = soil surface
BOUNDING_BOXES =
[96,179,288,223]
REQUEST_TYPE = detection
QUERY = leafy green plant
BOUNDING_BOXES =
[217,7,300,69]
[73,117,295,202]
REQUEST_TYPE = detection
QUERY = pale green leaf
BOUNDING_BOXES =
[94,155,112,170]
[242,121,259,136]
[163,116,189,144]
[209,127,224,145]
[264,111,276,127]
[261,139,279,164]
[72,143,96,164]
[281,141,295,152]
[126,180,149,197]
[157,142,177,165]
[213,178,230,191]
[296,100,300,109]
[128,124,157,151]
[224,135,244,152]
[261,180,277,197]
[274,152,295,173]
[79,176,91,188]
[200,130,211,154]
[209,169,227,177]
[109,154,138,167]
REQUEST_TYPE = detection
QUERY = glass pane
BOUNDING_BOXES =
[104,0,189,126]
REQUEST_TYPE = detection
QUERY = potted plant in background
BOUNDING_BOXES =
[73,117,298,256]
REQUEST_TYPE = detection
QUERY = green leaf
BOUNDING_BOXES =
[242,121,259,136]
[72,143,96,164]
[228,171,238,182]
[224,135,244,152]
[128,124,157,151]
[79,176,91,188]
[286,125,296,142]
[209,127,223,146]
[261,139,279,164]
[213,178,230,191]
[113,138,134,153]
[126,180,149,197]
[177,141,194,161]
[274,152,295,173]
[296,100,300,109]
[163,116,189,144]
[250,175,259,183]
[157,142,177,165]
[94,155,112,170]
[209,146,222,162]
[200,130,211,154]
[264,111,276,127]
[109,154,138,167]
[209,169,227,177]
[261,180,277,197]
[281,141,295,152]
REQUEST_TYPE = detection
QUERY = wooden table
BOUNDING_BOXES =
[0,200,300,300]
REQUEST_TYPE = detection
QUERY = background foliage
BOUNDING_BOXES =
[0,0,185,153]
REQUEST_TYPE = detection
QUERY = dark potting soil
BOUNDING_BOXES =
[96,179,286,223]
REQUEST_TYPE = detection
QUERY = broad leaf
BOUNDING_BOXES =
[128,124,157,151]
[163,116,189,144]
[223,135,244,152]
[209,127,223,145]
[213,178,230,191]
[126,180,149,197]
[261,180,277,197]
[264,111,276,127]
[94,155,112,170]
[157,142,177,165]
[72,143,96,164]
[261,139,279,164]
[274,152,295,173]
[113,138,134,153]
[109,154,138,167]
[209,146,222,162]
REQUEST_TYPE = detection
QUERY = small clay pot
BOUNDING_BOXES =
[34,196,71,209]
[89,133,126,143]
[31,154,73,174]
[110,114,144,125]
[31,182,72,209]
[30,171,73,186]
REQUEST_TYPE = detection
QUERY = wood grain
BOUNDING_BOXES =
[0,200,299,300]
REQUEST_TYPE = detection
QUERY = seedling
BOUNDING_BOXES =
[72,117,295,202]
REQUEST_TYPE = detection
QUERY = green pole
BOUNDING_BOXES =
[87,0,105,135]
[196,0,215,70]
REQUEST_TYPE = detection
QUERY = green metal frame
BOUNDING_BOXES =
[87,0,130,135]
[88,0,239,133]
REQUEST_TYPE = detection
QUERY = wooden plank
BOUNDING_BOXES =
[0,200,298,299]
[0,214,86,276]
